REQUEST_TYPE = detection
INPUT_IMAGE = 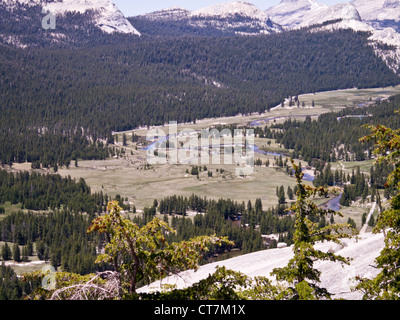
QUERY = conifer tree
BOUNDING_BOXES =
[122,133,127,146]
[21,246,29,262]
[12,243,21,263]
[357,117,400,299]
[277,185,286,204]
[87,201,233,297]
[1,243,11,261]
[287,186,294,200]
[271,160,354,300]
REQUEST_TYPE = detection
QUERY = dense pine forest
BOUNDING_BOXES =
[0,263,41,300]
[1,25,399,169]
[0,169,107,213]
[0,177,295,299]
[0,210,103,273]
[148,195,294,251]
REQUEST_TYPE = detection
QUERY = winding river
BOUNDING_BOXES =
[320,193,342,212]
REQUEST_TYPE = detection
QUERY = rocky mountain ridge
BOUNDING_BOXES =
[138,0,400,73]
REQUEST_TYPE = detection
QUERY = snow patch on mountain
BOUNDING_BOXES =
[138,232,385,300]
[0,34,29,49]
[371,27,400,47]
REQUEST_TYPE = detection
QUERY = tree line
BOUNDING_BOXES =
[134,195,295,254]
[0,262,41,300]
[0,210,105,275]
[0,169,107,214]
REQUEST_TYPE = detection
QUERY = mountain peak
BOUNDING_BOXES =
[139,1,282,36]
[383,0,400,8]
[278,0,321,8]
[279,0,312,3]
[325,3,361,22]
[6,0,141,35]
[190,1,268,20]
[351,0,400,21]
[266,0,327,28]
[46,0,140,35]
[144,7,190,21]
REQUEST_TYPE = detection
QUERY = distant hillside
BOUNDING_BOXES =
[2,29,398,132]
[129,2,282,37]
[1,28,399,168]
[134,0,400,74]
[0,1,140,48]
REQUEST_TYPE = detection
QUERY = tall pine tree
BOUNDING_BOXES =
[272,160,355,300]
